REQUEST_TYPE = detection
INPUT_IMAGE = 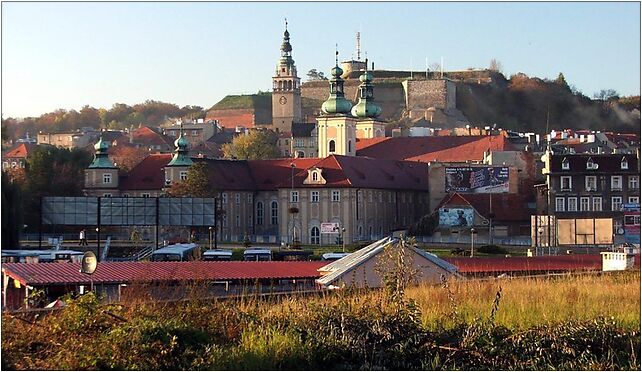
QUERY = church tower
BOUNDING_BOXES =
[272,20,302,133]
[317,50,357,157]
[164,122,193,189]
[352,65,386,139]
[84,132,119,196]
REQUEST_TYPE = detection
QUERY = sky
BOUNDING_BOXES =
[2,1,640,118]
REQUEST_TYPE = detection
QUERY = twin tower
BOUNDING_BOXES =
[271,22,386,158]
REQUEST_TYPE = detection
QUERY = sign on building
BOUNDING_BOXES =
[622,203,640,245]
[320,222,340,234]
[439,207,474,227]
[445,167,509,193]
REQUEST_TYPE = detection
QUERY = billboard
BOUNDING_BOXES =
[439,207,474,227]
[321,222,340,234]
[445,167,509,193]
[557,218,613,245]
[622,203,640,245]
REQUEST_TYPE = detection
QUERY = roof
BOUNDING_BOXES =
[445,254,640,274]
[356,135,516,163]
[291,122,316,137]
[247,158,321,191]
[120,154,172,190]
[437,192,533,222]
[131,127,173,148]
[3,143,38,159]
[196,158,257,191]
[316,237,459,286]
[2,261,327,286]
[549,153,639,173]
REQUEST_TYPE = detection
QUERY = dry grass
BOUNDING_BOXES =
[407,271,641,329]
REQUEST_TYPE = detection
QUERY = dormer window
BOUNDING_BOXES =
[586,157,597,170]
[312,171,318,181]
[561,157,570,170]
[304,167,326,185]
[621,157,629,170]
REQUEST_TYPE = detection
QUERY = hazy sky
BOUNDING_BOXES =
[2,1,640,118]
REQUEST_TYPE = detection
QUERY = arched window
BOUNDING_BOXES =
[368,226,373,239]
[288,81,293,90]
[271,201,278,225]
[312,171,318,181]
[256,201,264,225]
[297,151,305,158]
[278,81,283,90]
[348,140,352,153]
[311,226,320,244]
[329,140,336,153]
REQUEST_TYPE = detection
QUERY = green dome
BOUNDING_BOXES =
[322,98,353,115]
[88,135,116,169]
[331,65,344,78]
[351,100,382,118]
[174,134,189,149]
[94,136,109,151]
[359,71,374,83]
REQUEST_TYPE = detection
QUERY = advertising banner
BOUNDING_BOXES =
[622,203,641,245]
[445,167,509,193]
[439,208,474,227]
[321,222,340,234]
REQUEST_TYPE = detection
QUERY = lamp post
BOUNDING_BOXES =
[470,227,476,257]
[290,163,296,245]
[95,227,100,260]
[537,227,543,256]
[342,227,346,253]
[208,226,213,250]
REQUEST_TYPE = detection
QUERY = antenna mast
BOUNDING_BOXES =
[356,32,361,61]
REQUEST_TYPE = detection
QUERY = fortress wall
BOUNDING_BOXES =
[206,108,256,129]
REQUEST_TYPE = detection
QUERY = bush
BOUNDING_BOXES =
[477,244,508,255]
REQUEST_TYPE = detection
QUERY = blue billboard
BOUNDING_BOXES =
[445,167,509,193]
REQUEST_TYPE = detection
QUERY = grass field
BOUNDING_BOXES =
[2,271,639,370]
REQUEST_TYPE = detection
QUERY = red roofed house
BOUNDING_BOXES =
[2,143,40,171]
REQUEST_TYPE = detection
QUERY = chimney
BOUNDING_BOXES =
[372,61,375,70]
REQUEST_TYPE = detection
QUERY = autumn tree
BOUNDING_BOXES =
[221,130,280,160]
[167,162,216,197]
[2,172,23,248]
[110,145,148,172]
[489,58,503,73]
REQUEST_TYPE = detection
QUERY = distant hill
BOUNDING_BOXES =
[455,72,640,134]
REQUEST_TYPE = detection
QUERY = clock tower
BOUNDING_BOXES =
[272,20,302,133]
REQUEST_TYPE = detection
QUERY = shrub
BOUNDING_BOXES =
[477,244,508,255]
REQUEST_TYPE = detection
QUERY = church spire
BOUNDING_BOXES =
[351,62,382,118]
[321,48,353,115]
[167,121,193,166]
[88,131,116,169]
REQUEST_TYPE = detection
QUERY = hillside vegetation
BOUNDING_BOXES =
[456,72,641,134]
[2,271,639,370]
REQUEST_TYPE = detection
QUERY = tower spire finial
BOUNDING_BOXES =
[335,44,339,66]
[285,17,288,30]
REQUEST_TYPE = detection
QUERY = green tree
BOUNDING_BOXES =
[2,172,23,248]
[306,69,328,81]
[167,162,216,197]
[221,130,280,160]
[554,72,570,91]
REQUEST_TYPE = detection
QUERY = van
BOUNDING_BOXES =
[243,248,272,261]
[202,249,233,261]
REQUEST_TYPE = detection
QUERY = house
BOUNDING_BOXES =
[2,143,40,171]
[37,130,98,149]
[316,236,460,288]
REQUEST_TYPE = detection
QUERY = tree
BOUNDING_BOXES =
[594,89,620,101]
[167,162,216,197]
[2,172,23,248]
[110,145,148,172]
[489,58,503,73]
[554,73,570,91]
[306,69,328,81]
[221,130,280,160]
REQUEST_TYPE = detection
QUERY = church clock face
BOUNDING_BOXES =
[279,96,287,105]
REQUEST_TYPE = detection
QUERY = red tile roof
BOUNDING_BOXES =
[131,127,173,148]
[3,143,38,159]
[2,261,327,286]
[248,158,322,191]
[198,158,257,191]
[356,135,515,163]
[437,192,533,222]
[445,254,640,274]
[120,154,172,190]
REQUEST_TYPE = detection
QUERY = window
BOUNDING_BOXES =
[297,151,305,158]
[223,214,228,227]
[247,194,253,203]
[290,191,299,203]
[560,176,572,191]
[141,193,150,198]
[310,227,320,245]
[103,173,112,184]
[192,130,199,136]
[235,215,240,227]
[611,176,623,190]
[328,140,336,153]
[179,171,188,181]
[295,139,304,147]
[122,193,130,197]
[580,197,590,211]
[271,201,278,225]
[625,215,641,226]
[348,140,352,153]
[103,193,112,197]
[222,193,227,204]
[555,197,565,212]
[629,197,639,204]
[369,191,373,202]
[256,201,264,225]
[567,197,578,212]
[235,193,240,204]
[332,190,340,202]
[585,176,597,191]
[312,172,318,181]
[629,176,639,190]
[592,197,602,211]
[561,157,569,170]
[248,215,253,227]
[379,192,383,203]
[612,196,622,211]
[311,191,319,203]
[586,157,596,170]
[621,157,629,170]
[388,192,393,203]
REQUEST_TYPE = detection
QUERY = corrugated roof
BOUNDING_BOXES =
[444,254,640,274]
[3,261,327,286]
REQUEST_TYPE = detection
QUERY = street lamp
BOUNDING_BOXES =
[208,226,213,250]
[470,227,477,257]
[537,227,544,256]
[342,227,346,253]
[95,227,100,261]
